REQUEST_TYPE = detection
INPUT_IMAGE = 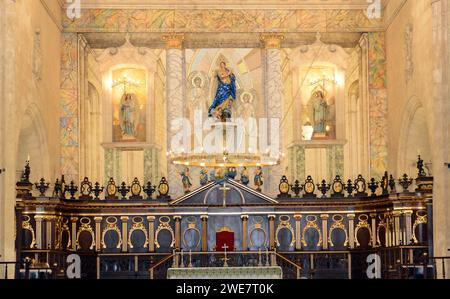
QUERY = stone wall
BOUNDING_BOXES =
[0,0,62,275]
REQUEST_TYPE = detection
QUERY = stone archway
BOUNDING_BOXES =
[16,103,51,183]
[397,96,432,176]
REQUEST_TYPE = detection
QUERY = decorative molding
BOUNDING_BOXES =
[62,9,384,33]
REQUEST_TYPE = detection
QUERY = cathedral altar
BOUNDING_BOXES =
[2,0,449,282]
[13,156,433,279]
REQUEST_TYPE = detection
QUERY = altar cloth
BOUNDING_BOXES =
[167,266,283,279]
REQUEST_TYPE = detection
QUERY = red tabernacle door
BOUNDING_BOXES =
[215,227,234,251]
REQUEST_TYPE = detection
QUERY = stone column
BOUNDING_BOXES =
[393,211,401,246]
[347,214,355,249]
[268,215,276,250]
[70,217,78,251]
[241,215,249,251]
[163,34,185,198]
[120,216,129,252]
[34,216,44,249]
[320,214,329,250]
[174,216,182,250]
[45,216,54,249]
[261,34,284,197]
[201,215,208,252]
[431,0,450,279]
[404,210,413,245]
[386,216,391,247]
[94,217,102,252]
[294,214,302,250]
[370,213,377,247]
[147,216,156,252]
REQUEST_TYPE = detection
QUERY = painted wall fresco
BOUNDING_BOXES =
[62,9,383,33]
[60,33,79,181]
[368,32,388,179]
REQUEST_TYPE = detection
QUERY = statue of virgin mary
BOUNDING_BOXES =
[208,61,236,121]
[119,93,139,138]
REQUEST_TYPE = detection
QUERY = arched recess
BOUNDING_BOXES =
[16,103,50,183]
[345,80,369,178]
[397,96,432,176]
[80,82,103,181]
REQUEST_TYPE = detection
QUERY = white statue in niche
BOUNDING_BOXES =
[187,71,209,117]
[119,93,139,138]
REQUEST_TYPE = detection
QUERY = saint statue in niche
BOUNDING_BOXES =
[208,61,237,121]
[119,93,139,138]
[311,90,328,135]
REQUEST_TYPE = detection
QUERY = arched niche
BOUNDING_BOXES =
[290,36,350,142]
[16,103,50,183]
[397,96,432,176]
[96,37,158,145]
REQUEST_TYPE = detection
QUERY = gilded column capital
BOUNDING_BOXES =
[34,215,44,221]
[94,217,103,222]
[241,215,249,220]
[70,217,78,222]
[200,215,209,221]
[320,214,329,220]
[347,214,356,220]
[294,214,302,221]
[369,213,378,218]
[392,210,402,217]
[120,216,129,221]
[260,33,285,49]
[147,216,156,221]
[403,210,414,216]
[174,216,182,221]
[162,33,185,49]
[268,215,276,220]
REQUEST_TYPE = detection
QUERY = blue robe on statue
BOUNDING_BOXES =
[208,73,236,117]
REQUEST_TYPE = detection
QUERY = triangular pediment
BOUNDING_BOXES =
[170,178,278,206]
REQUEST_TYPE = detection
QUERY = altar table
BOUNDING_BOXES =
[167,266,283,279]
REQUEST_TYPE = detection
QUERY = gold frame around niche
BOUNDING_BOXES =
[328,215,348,247]
[249,216,268,248]
[76,217,96,250]
[22,215,37,249]
[301,215,323,247]
[128,216,149,249]
[354,214,372,247]
[412,210,427,244]
[101,216,123,249]
[155,216,175,249]
[182,217,201,250]
[275,216,295,248]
